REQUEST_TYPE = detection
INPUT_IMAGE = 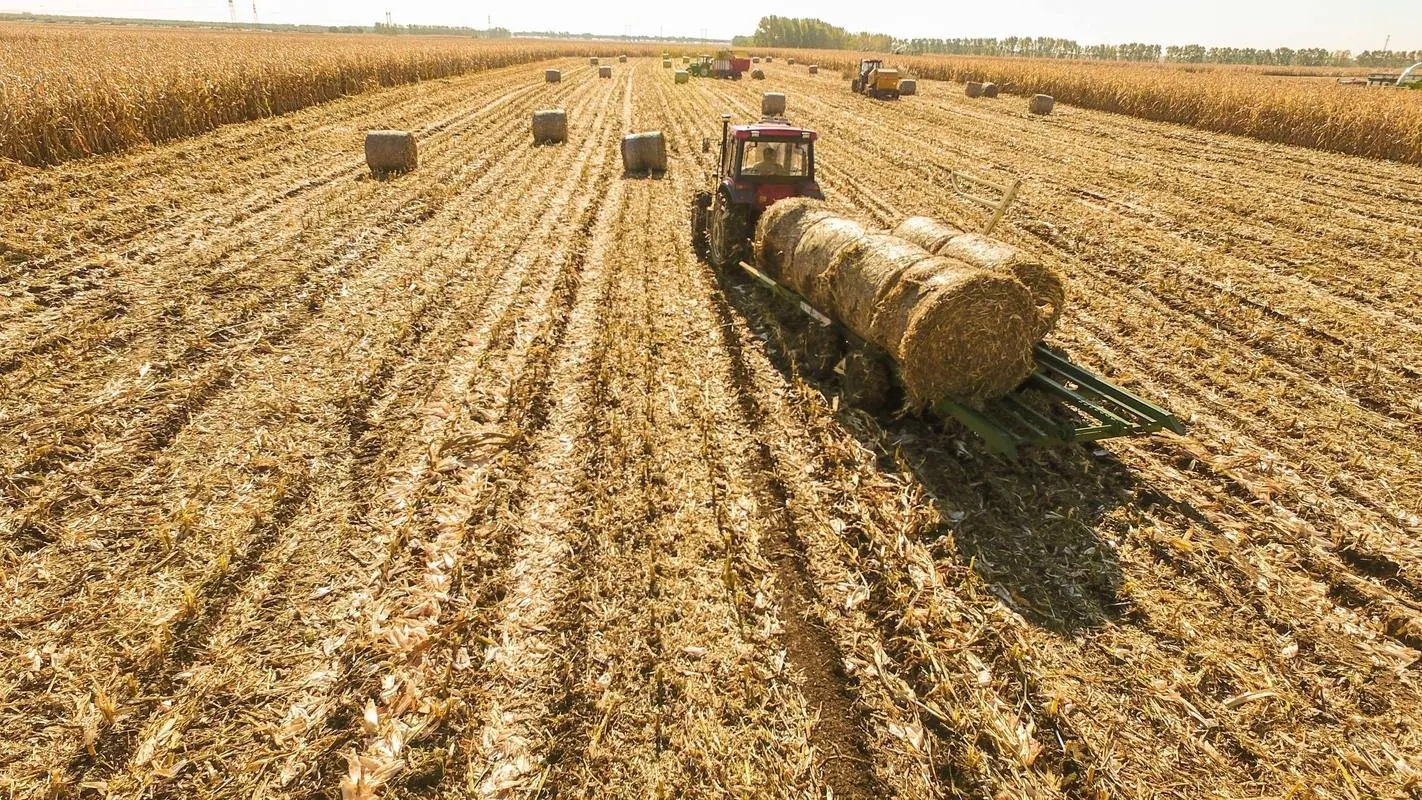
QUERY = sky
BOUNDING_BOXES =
[5,0,1418,53]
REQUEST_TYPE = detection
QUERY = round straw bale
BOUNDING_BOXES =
[983,82,1000,98]
[877,259,1037,405]
[766,56,774,63]
[1029,94,1055,115]
[618,55,627,63]
[663,58,672,68]
[966,81,984,98]
[752,56,761,63]
[787,57,796,65]
[674,69,689,84]
[621,131,667,173]
[808,64,819,75]
[545,68,561,83]
[589,56,599,66]
[935,233,1064,340]
[531,109,568,144]
[751,69,766,80]
[892,216,964,254]
[682,56,690,63]
[789,216,868,311]
[826,234,934,339]
[364,130,417,175]
[761,92,786,117]
[898,78,917,95]
[599,66,612,78]
[754,198,833,279]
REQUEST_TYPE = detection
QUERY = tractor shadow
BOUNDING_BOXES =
[718,268,1139,635]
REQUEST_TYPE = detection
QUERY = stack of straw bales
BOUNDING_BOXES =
[755,200,1040,404]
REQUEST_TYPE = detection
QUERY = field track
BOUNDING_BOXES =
[3,57,1421,799]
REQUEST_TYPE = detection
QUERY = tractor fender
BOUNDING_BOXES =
[722,181,757,207]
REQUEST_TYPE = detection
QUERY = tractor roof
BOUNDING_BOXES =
[731,121,817,141]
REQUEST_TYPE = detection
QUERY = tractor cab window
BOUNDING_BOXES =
[738,140,810,178]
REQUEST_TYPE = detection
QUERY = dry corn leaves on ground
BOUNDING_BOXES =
[1,55,1421,800]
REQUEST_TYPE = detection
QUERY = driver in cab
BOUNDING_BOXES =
[742,144,787,176]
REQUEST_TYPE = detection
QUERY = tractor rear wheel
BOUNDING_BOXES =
[690,191,711,262]
[708,191,750,269]
[851,78,862,93]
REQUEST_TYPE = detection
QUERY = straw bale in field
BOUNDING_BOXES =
[752,56,761,63]
[589,56,599,65]
[761,92,786,117]
[898,78,917,95]
[599,66,612,78]
[766,56,774,62]
[618,55,627,63]
[364,130,417,175]
[1030,94,1055,115]
[621,131,667,173]
[663,58,673,68]
[544,69,561,83]
[983,82,1000,98]
[788,57,796,65]
[751,69,765,80]
[808,64,819,75]
[966,81,984,98]
[755,198,856,310]
[674,69,689,84]
[532,109,568,144]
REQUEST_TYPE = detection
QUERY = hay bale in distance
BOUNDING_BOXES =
[808,64,819,75]
[761,92,787,117]
[531,109,568,144]
[589,56,599,66]
[766,56,774,63]
[621,131,667,173]
[544,69,561,83]
[751,69,766,80]
[752,56,761,63]
[1029,94,1056,115]
[599,66,612,78]
[682,56,690,64]
[787,57,796,65]
[618,54,627,63]
[898,78,918,95]
[966,81,984,98]
[663,58,672,68]
[892,216,964,254]
[674,69,689,84]
[983,82,1000,98]
[364,130,417,175]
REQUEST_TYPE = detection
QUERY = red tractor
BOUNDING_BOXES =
[692,114,822,268]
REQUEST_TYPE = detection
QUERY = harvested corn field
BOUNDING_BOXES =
[3,49,1422,800]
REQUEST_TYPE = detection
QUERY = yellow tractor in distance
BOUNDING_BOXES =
[851,58,901,99]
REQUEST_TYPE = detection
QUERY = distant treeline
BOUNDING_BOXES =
[731,16,893,52]
[373,23,509,37]
[734,16,1422,69]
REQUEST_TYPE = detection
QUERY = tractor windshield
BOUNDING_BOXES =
[738,140,810,178]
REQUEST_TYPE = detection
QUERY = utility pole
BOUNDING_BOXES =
[227,0,236,24]
[250,0,258,26]
[1383,34,1390,52]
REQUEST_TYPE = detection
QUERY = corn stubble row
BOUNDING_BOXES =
[0,25,655,166]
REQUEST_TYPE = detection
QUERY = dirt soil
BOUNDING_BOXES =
[2,57,1420,799]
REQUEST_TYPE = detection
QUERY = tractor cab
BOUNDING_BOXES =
[692,114,823,267]
[687,55,713,77]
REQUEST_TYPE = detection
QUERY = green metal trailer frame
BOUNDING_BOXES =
[737,260,1185,457]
